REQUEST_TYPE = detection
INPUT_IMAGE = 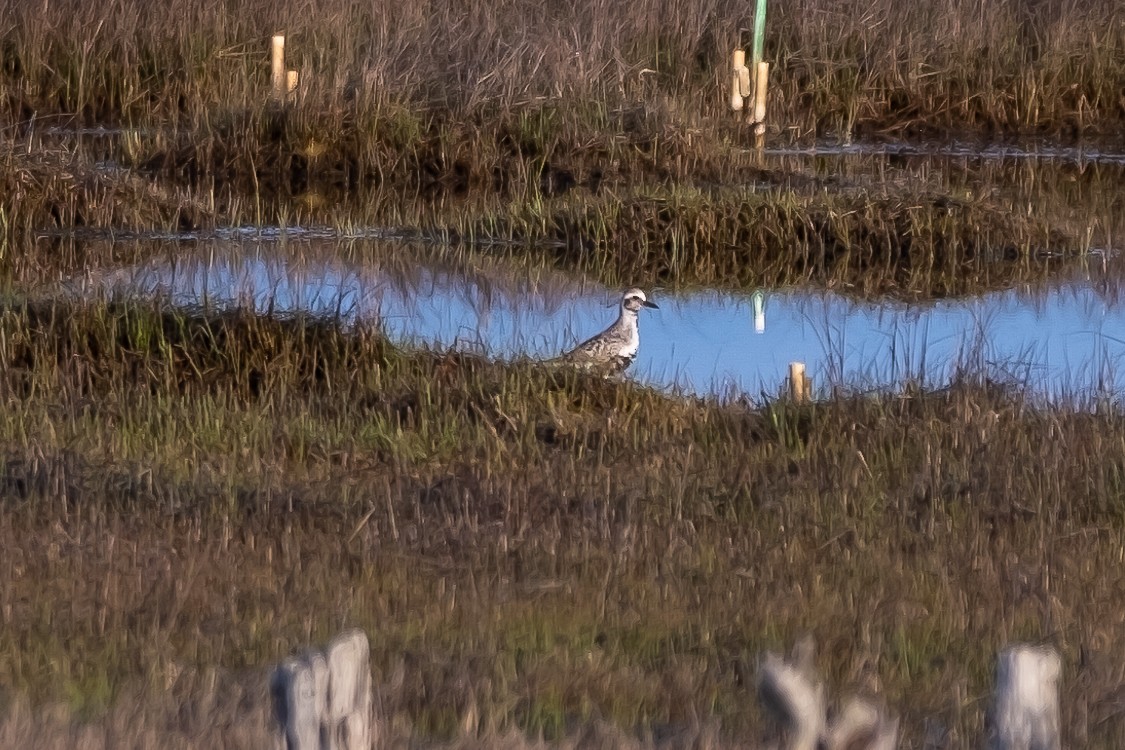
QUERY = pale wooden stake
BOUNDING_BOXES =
[730,49,746,111]
[271,35,287,102]
[988,644,1061,750]
[287,70,300,95]
[752,61,770,137]
[272,629,373,750]
[789,361,808,402]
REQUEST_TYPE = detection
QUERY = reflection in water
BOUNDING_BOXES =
[30,132,1124,254]
[760,138,1125,252]
[764,139,1125,166]
[73,239,1125,404]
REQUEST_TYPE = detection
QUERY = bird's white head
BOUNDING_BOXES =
[621,288,659,314]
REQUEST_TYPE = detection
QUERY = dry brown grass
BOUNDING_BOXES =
[0,0,1121,197]
[3,0,1122,131]
[2,301,1125,746]
[1,0,1116,297]
[1,135,1096,301]
[472,186,1080,298]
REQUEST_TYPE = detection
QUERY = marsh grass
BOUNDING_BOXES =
[3,299,1125,745]
[1,0,1122,194]
[2,143,1089,302]
[2,0,1115,301]
[472,186,1080,298]
[5,0,1123,133]
[0,140,223,245]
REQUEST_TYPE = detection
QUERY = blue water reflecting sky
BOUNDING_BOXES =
[85,241,1125,403]
[641,281,1124,401]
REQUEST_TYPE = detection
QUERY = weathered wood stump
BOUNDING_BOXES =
[271,628,373,750]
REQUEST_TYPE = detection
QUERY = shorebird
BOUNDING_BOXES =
[550,287,659,376]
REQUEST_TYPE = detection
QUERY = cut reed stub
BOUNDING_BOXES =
[752,61,769,131]
[270,34,287,102]
[730,49,747,111]
[789,361,809,402]
[731,71,744,111]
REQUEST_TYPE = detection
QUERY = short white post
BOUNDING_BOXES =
[271,35,287,102]
[272,629,373,750]
[753,61,770,134]
[789,361,808,402]
[988,644,1061,750]
[730,49,746,111]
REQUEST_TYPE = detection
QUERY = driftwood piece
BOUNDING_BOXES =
[988,644,1061,750]
[272,628,373,750]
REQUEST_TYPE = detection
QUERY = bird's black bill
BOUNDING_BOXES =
[643,300,659,309]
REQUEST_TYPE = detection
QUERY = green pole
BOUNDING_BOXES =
[751,0,767,68]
